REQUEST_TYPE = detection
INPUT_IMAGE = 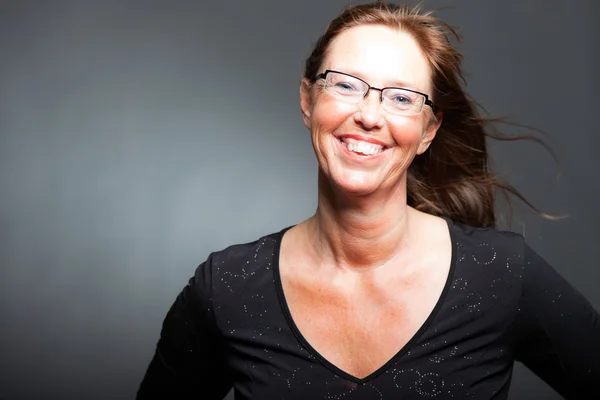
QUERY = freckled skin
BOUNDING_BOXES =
[300,25,440,198]
[284,24,449,379]
[281,228,450,378]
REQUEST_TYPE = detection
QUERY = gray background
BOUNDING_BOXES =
[1,0,598,399]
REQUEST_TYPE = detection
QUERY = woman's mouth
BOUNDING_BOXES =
[339,137,387,156]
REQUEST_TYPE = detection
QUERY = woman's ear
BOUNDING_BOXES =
[299,78,313,129]
[417,111,443,155]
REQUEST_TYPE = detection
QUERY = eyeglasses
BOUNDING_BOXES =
[315,70,436,116]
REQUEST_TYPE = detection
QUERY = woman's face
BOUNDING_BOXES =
[300,25,442,197]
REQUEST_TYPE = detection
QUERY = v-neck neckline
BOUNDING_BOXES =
[272,218,457,384]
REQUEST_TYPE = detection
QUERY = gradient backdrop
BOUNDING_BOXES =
[1,0,598,399]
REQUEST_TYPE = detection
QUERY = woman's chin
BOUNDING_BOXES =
[320,164,397,197]
[330,175,384,197]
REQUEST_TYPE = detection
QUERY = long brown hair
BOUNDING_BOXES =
[303,1,553,228]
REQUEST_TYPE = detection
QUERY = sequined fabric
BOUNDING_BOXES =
[137,220,600,399]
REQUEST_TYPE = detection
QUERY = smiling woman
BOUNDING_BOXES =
[137,1,600,399]
[301,25,440,200]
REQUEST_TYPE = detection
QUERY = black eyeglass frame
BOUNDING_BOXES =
[315,69,436,113]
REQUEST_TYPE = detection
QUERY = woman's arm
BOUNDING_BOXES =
[137,258,232,399]
[514,244,600,398]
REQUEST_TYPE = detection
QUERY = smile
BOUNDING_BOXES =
[338,136,387,156]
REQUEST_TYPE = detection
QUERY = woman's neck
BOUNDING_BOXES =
[306,174,415,272]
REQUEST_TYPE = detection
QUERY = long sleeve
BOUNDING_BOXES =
[514,244,600,398]
[137,256,232,399]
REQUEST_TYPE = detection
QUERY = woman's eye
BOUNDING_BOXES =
[392,95,412,104]
[334,82,358,91]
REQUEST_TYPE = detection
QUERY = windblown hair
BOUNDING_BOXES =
[304,1,551,228]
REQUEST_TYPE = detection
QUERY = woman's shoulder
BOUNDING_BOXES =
[202,226,291,271]
[187,227,291,304]
[447,218,526,247]
[444,218,530,268]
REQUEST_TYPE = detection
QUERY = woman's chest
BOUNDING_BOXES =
[213,264,519,400]
[280,266,449,379]
[220,297,516,400]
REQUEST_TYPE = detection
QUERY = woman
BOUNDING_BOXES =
[137,1,599,399]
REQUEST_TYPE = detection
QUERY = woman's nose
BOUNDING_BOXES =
[354,89,384,129]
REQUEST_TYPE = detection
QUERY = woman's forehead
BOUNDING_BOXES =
[324,25,432,92]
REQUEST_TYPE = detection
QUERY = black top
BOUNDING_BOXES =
[137,220,600,399]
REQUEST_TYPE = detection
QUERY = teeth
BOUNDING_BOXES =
[341,139,384,155]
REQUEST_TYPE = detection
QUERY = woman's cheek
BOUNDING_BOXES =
[389,117,426,146]
[312,98,355,129]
